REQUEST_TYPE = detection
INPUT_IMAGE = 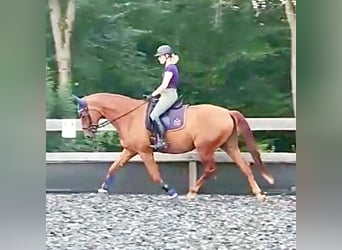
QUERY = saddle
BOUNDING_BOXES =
[145,95,188,134]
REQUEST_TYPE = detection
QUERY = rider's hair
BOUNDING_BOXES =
[166,53,179,65]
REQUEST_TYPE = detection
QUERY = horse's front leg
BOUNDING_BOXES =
[98,148,137,193]
[139,152,178,199]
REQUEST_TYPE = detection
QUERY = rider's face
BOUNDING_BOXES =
[157,55,166,64]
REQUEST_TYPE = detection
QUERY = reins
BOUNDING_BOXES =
[88,100,148,130]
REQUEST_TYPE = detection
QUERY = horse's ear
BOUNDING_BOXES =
[70,94,81,104]
[70,94,87,110]
[78,99,87,110]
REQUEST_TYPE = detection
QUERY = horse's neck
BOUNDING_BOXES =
[100,95,144,130]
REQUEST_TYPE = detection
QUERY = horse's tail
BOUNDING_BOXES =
[229,110,274,185]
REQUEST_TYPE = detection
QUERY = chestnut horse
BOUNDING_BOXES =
[72,93,274,202]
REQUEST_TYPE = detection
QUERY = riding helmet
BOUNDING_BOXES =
[154,44,174,57]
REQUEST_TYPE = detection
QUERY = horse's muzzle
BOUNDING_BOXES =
[84,130,95,139]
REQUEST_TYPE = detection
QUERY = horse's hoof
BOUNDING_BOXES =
[256,193,266,202]
[168,192,178,199]
[166,188,178,199]
[265,175,275,185]
[97,188,108,193]
[186,192,197,200]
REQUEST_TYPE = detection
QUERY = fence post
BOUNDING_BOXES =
[188,161,197,191]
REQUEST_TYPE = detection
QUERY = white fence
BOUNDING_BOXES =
[46,118,296,189]
[46,118,296,132]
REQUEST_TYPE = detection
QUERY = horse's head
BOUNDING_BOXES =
[72,95,102,139]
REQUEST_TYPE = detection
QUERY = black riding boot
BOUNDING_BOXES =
[151,118,167,150]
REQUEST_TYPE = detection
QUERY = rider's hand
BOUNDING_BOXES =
[144,94,153,101]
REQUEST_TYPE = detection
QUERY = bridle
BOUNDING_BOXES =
[79,100,147,134]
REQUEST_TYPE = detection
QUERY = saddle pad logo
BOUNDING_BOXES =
[173,117,181,126]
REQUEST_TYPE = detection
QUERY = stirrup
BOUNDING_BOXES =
[150,139,168,149]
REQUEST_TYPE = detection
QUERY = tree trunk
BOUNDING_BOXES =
[48,0,75,92]
[213,0,222,29]
[284,0,296,116]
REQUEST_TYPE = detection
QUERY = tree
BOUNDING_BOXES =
[45,0,295,152]
[48,0,75,94]
[283,0,296,116]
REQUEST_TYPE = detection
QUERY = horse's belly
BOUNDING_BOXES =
[165,131,195,153]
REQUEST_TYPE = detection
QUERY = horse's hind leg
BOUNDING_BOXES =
[187,147,217,199]
[221,135,266,202]
[98,148,137,193]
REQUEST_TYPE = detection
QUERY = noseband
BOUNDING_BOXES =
[78,108,110,134]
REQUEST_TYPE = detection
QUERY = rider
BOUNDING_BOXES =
[149,44,180,150]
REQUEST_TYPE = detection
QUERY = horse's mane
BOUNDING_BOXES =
[85,92,141,102]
